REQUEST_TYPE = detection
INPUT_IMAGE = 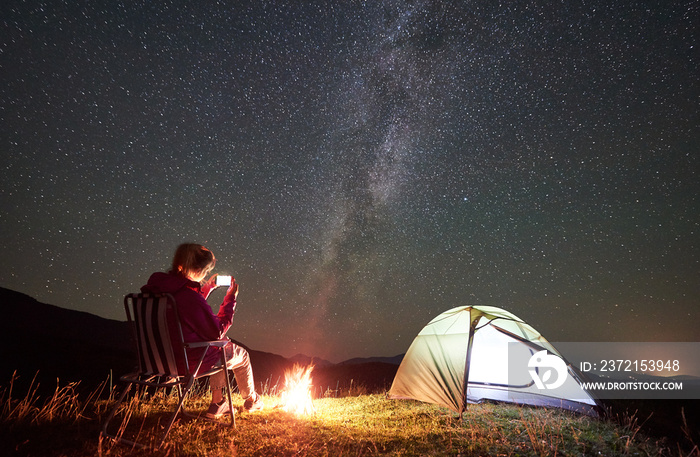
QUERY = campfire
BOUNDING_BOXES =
[277,364,315,415]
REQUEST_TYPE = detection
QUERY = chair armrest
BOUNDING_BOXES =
[184,339,229,349]
[184,339,231,378]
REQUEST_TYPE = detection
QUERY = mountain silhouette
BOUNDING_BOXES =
[0,288,398,396]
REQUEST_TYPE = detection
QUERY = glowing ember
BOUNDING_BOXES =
[278,364,315,415]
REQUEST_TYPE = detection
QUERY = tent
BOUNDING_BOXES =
[388,306,600,416]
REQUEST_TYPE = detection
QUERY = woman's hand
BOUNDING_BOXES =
[225,278,239,301]
[201,274,219,299]
[203,274,218,289]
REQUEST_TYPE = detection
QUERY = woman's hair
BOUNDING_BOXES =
[170,243,216,280]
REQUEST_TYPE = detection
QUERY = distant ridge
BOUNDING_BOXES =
[0,287,131,350]
[288,353,334,368]
[0,288,399,395]
[0,287,134,392]
[340,354,404,366]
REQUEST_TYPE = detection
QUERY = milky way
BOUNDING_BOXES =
[1,0,698,361]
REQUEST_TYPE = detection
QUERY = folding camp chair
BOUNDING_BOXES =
[101,292,235,449]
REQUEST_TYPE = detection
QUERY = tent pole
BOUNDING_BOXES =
[460,312,481,415]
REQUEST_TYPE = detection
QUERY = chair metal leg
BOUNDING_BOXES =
[221,362,236,428]
[100,382,134,444]
[157,376,196,447]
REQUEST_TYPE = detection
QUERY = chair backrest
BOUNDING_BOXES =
[124,293,188,377]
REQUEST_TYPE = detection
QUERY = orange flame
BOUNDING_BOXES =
[279,364,315,415]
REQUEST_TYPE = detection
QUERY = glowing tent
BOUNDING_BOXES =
[388,306,599,416]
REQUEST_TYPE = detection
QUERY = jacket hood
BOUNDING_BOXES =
[141,272,200,294]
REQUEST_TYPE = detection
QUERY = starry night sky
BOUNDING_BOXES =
[2,0,698,362]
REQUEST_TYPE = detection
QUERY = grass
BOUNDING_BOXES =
[0,372,688,457]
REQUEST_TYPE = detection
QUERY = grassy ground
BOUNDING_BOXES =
[1,374,682,457]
